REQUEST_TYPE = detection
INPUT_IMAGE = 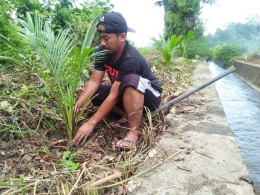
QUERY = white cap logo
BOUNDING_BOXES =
[100,16,104,22]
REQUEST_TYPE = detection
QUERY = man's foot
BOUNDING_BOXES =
[116,130,139,150]
[109,118,128,127]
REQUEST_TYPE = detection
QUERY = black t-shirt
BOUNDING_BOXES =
[94,41,162,93]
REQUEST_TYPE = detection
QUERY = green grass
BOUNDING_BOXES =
[137,47,156,57]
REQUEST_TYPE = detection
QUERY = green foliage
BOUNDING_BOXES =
[179,30,194,57]
[81,14,101,52]
[151,33,182,70]
[64,0,113,47]
[0,0,14,36]
[186,36,213,60]
[0,33,14,46]
[0,0,113,67]
[17,12,101,140]
[0,1,28,63]
[213,42,246,67]
[207,14,260,53]
[137,47,155,57]
[56,151,80,171]
[14,0,42,19]
[0,33,17,63]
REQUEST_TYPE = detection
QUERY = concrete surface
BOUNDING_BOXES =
[126,61,255,195]
[233,60,260,92]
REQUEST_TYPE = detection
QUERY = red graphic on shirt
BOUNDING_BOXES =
[104,64,119,83]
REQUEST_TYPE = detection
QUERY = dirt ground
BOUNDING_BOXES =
[126,61,255,195]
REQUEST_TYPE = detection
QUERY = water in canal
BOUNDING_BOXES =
[208,62,260,194]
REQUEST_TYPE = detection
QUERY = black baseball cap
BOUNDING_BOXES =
[97,12,135,33]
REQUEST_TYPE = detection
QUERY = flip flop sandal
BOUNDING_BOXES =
[116,138,137,152]
[111,120,127,127]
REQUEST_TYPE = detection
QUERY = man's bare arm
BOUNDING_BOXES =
[88,81,121,125]
[74,70,105,114]
[73,81,121,144]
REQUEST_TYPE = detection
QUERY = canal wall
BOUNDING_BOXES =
[213,59,226,68]
[233,60,260,92]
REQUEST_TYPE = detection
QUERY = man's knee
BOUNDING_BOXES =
[119,74,140,94]
[124,86,142,94]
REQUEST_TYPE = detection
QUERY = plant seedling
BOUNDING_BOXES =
[55,151,79,171]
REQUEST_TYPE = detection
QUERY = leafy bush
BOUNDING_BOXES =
[213,42,246,67]
[207,17,260,53]
[186,37,213,60]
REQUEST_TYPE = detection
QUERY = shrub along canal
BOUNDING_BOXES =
[209,62,260,194]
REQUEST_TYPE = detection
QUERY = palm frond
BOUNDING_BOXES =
[151,33,182,69]
[0,56,28,67]
[81,14,101,53]
[169,34,182,51]
[17,12,97,140]
[180,30,194,57]
[17,12,75,75]
[0,33,15,46]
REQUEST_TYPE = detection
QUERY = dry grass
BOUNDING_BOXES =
[237,53,260,65]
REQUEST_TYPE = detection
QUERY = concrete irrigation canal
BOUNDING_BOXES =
[126,60,259,195]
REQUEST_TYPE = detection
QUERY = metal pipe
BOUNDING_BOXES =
[152,65,236,115]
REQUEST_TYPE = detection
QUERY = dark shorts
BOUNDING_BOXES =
[92,74,161,111]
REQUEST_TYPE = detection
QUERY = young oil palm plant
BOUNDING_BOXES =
[179,30,194,58]
[151,33,182,70]
[17,12,106,140]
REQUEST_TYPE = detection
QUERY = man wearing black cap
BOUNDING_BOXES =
[73,12,162,150]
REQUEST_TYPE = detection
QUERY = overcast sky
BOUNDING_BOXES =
[104,0,260,47]
[200,0,260,34]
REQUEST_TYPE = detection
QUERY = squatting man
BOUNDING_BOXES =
[73,11,162,150]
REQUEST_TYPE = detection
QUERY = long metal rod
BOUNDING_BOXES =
[152,65,236,115]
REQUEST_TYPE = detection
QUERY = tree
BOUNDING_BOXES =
[207,16,260,53]
[13,0,42,19]
[155,0,217,39]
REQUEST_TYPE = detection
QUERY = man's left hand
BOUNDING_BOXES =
[73,121,95,145]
